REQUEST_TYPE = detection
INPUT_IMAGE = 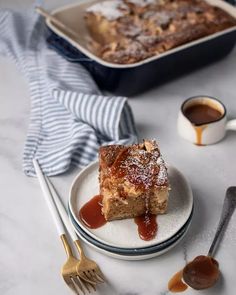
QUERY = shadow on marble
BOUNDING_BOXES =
[135,122,161,140]
[201,273,225,295]
[95,280,120,295]
[181,186,209,246]
[224,130,236,143]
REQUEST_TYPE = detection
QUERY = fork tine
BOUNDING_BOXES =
[94,268,106,282]
[71,277,83,295]
[86,281,96,292]
[78,273,97,285]
[91,270,104,284]
[77,276,96,293]
[93,272,105,283]
[74,276,86,295]
[64,277,80,295]
[77,276,90,294]
[81,277,97,292]
[87,271,100,285]
[93,269,105,281]
[83,271,96,283]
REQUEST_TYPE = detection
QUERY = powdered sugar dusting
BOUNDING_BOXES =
[156,157,168,185]
[150,11,172,26]
[118,24,142,37]
[144,194,150,214]
[126,0,156,7]
[86,0,130,21]
[116,141,168,189]
[103,40,150,64]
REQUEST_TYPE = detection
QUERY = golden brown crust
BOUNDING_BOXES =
[85,0,236,64]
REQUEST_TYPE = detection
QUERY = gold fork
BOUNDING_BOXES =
[74,239,106,284]
[45,176,106,285]
[61,234,96,294]
[33,159,98,294]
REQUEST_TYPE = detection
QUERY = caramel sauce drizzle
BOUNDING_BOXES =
[194,125,207,146]
[134,213,158,241]
[168,270,188,293]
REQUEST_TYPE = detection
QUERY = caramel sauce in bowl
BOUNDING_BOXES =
[178,96,227,145]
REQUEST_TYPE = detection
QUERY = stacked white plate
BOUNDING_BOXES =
[68,161,193,260]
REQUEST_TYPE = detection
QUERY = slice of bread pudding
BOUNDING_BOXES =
[99,140,169,221]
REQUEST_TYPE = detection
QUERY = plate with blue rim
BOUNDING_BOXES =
[68,205,193,260]
[68,161,193,251]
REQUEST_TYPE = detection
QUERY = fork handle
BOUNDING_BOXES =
[34,161,86,258]
[74,239,86,258]
[45,177,78,242]
[46,178,87,257]
[33,160,74,258]
[33,159,66,237]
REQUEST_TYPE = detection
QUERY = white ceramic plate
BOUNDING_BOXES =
[72,219,190,261]
[69,207,193,253]
[69,161,193,249]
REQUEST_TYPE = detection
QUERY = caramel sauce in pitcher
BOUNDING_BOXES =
[183,103,223,145]
[184,104,222,125]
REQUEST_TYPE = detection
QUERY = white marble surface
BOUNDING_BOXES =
[1,1,236,295]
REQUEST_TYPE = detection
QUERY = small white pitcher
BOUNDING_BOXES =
[177,96,236,145]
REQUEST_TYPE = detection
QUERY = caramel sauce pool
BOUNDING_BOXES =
[168,270,188,293]
[79,195,107,229]
[134,213,158,241]
[79,195,158,240]
[184,103,223,145]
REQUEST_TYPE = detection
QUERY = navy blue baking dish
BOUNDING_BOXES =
[45,0,236,96]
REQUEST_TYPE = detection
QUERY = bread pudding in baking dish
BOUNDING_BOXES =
[99,140,169,221]
[84,0,236,64]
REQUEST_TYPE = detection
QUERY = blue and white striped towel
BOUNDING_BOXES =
[0,8,137,176]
